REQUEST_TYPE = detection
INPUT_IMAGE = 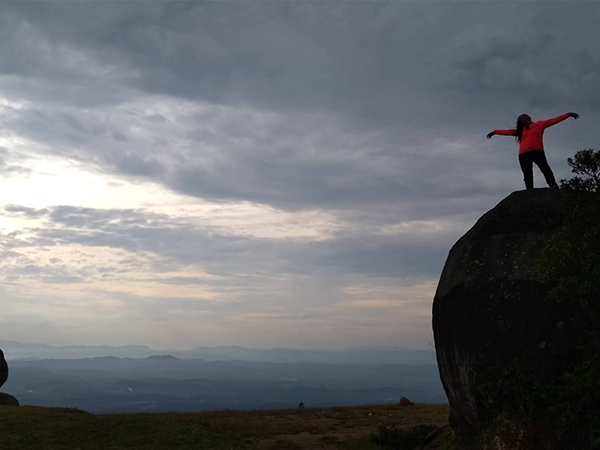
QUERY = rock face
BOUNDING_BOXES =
[0,348,19,406]
[0,349,8,388]
[0,393,19,406]
[433,188,580,450]
[399,396,414,406]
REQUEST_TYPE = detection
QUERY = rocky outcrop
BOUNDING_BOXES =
[0,348,19,406]
[0,393,19,406]
[432,188,583,450]
[399,396,414,406]
[0,349,8,388]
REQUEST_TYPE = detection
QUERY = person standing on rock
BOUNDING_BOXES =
[0,349,8,388]
[486,112,579,189]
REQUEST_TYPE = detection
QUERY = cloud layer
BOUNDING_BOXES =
[1,1,598,349]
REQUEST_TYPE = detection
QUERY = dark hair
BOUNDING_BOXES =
[515,114,531,143]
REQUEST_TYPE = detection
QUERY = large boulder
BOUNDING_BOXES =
[0,392,19,406]
[433,188,587,449]
[0,349,8,388]
[0,348,19,406]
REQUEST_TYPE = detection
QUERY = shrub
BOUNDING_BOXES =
[369,423,438,449]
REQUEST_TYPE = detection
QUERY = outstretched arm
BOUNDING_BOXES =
[488,129,516,139]
[540,112,579,129]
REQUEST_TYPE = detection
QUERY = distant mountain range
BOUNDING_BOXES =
[5,355,444,413]
[0,340,436,365]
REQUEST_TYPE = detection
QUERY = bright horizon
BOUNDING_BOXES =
[1,2,598,350]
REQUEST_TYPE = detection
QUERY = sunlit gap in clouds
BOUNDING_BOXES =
[0,143,448,349]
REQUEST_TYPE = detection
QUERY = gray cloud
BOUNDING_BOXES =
[9,264,84,285]
[1,204,457,280]
[0,1,597,348]
[0,147,32,176]
[4,205,49,218]
[1,1,596,212]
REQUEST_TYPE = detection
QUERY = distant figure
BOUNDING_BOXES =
[297,402,305,409]
[0,349,8,388]
[487,112,579,189]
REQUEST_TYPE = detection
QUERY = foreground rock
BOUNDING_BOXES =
[399,396,414,406]
[0,348,19,406]
[0,392,19,406]
[433,188,586,449]
[0,349,8,388]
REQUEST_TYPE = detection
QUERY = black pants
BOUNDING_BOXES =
[518,150,557,189]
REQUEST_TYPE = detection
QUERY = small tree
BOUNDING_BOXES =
[561,149,600,193]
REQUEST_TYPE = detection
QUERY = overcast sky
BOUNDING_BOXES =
[0,1,598,351]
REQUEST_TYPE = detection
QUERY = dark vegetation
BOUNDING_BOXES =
[369,423,438,449]
[0,406,255,450]
[533,149,600,448]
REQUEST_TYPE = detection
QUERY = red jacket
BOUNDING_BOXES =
[494,113,570,154]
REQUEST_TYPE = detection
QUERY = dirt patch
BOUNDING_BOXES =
[208,403,450,450]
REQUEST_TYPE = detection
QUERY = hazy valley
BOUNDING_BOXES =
[2,341,443,414]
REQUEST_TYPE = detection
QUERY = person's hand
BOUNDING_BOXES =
[568,112,580,119]
[486,131,495,139]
